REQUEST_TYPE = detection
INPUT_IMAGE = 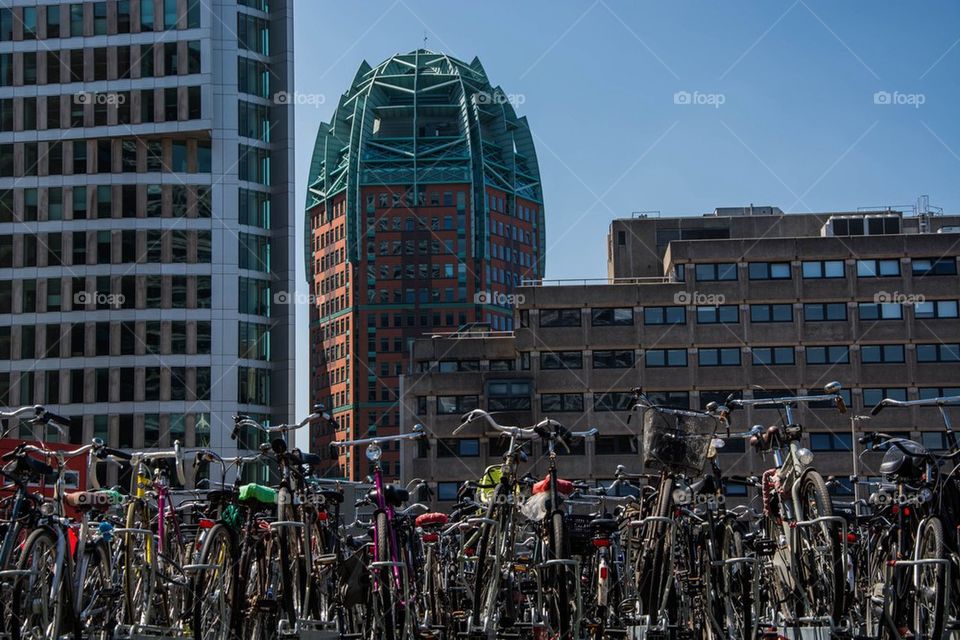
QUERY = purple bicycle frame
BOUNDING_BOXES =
[371,464,404,594]
[154,477,183,556]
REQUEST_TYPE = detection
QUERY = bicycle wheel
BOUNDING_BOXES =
[10,527,62,640]
[913,517,946,640]
[864,532,901,639]
[122,500,155,626]
[470,498,498,630]
[78,540,114,640]
[794,471,844,621]
[721,522,752,640]
[239,531,278,640]
[548,510,572,639]
[374,510,397,640]
[0,520,31,637]
[192,523,236,638]
[306,518,334,623]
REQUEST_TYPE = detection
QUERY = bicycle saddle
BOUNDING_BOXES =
[879,439,929,480]
[289,448,322,467]
[531,476,574,496]
[318,489,344,504]
[589,516,618,534]
[415,512,449,529]
[3,454,54,479]
[368,484,409,507]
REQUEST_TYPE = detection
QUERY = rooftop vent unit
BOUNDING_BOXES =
[711,205,783,217]
[821,213,901,237]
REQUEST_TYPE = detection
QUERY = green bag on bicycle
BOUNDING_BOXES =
[238,483,277,505]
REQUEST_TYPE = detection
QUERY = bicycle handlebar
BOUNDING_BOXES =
[233,405,335,439]
[92,441,185,486]
[456,409,539,439]
[871,394,960,416]
[331,425,427,450]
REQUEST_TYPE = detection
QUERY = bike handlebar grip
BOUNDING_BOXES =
[870,401,886,416]
[328,443,339,460]
[98,446,133,461]
[42,411,71,426]
[858,432,876,446]
[836,397,847,414]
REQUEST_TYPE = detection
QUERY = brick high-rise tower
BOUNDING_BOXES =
[305,50,545,480]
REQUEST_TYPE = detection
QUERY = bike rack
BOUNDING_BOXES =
[466,517,497,527]
[893,555,953,639]
[278,618,339,639]
[368,560,416,639]
[539,558,583,637]
[113,623,189,639]
[790,515,848,632]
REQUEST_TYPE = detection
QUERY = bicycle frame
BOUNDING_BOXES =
[726,387,849,627]
[331,427,427,639]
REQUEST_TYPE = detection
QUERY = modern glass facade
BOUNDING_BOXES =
[0,0,295,484]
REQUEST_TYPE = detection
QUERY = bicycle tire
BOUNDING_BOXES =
[375,510,397,640]
[192,523,236,637]
[913,517,946,639]
[10,527,62,640]
[863,531,901,639]
[78,539,114,640]
[550,510,571,639]
[470,490,498,629]
[794,470,844,621]
[122,500,154,626]
[238,530,276,640]
[721,522,752,640]
[0,519,30,637]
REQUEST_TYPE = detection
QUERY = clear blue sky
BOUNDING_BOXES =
[290,0,960,424]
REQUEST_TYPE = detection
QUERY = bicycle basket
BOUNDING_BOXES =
[565,514,595,556]
[640,408,718,474]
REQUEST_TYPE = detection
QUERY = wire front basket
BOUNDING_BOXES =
[640,407,718,474]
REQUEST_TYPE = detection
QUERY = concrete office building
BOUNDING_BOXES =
[305,50,545,480]
[0,0,296,482]
[401,206,960,505]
